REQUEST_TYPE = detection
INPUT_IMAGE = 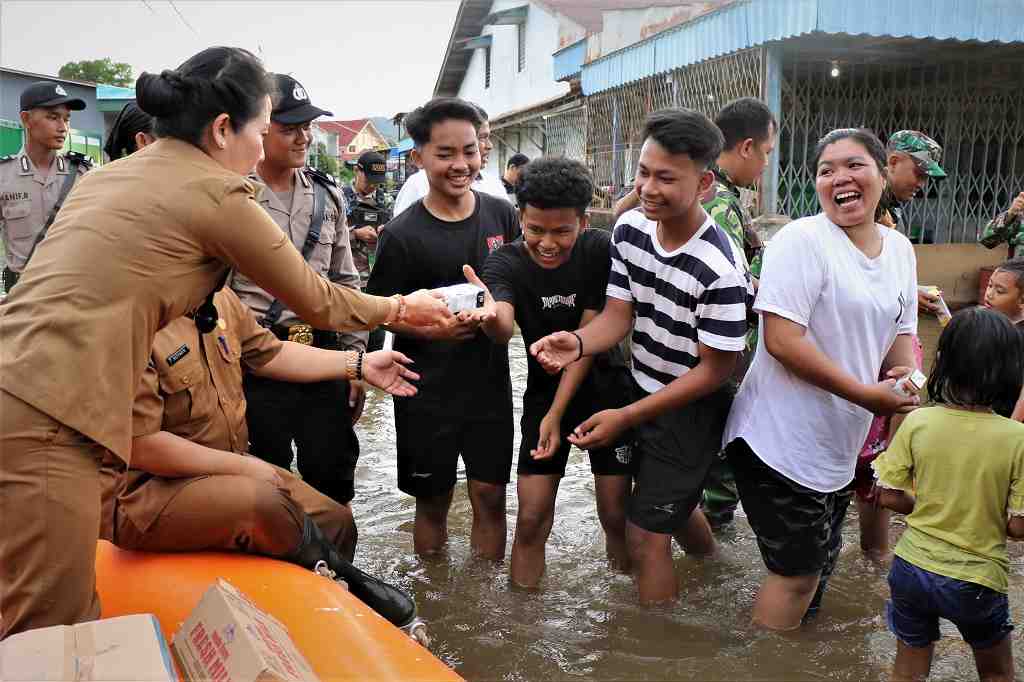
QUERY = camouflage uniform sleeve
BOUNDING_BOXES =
[979,210,1021,249]
[705,188,746,262]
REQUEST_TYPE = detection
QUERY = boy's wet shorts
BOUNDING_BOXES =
[626,387,731,534]
[517,401,634,478]
[395,411,513,498]
[887,555,1014,649]
[727,438,852,576]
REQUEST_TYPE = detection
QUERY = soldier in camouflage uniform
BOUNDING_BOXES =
[700,98,776,529]
[980,191,1024,259]
[877,130,946,315]
[877,130,946,233]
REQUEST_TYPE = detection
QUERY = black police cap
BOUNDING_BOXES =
[271,74,331,125]
[20,81,87,112]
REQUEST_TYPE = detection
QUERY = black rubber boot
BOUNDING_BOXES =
[289,516,417,628]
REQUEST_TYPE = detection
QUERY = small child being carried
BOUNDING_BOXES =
[874,306,1024,682]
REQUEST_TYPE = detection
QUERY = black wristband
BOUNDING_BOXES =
[570,331,583,361]
[355,350,365,381]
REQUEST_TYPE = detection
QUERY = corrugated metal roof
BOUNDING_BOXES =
[581,0,1024,95]
[553,38,587,81]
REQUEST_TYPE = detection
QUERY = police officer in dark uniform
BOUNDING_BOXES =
[0,81,91,292]
[343,150,391,289]
[230,74,366,508]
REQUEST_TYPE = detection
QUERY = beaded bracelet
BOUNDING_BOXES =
[355,350,365,382]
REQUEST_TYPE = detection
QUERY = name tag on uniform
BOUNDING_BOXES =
[166,344,190,366]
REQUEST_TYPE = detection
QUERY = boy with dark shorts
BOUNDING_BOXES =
[530,109,749,604]
[366,98,520,559]
[476,158,634,588]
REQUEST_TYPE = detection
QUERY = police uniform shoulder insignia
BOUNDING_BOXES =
[304,166,337,189]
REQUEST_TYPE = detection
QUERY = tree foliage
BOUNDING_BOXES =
[58,58,134,87]
[311,143,352,183]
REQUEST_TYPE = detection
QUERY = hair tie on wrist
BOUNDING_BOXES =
[570,331,583,361]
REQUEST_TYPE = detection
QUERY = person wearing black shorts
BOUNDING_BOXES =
[366,98,520,560]
[478,158,634,588]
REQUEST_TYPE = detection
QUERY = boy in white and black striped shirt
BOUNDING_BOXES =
[530,108,749,604]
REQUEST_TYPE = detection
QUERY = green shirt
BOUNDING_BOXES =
[874,406,1024,593]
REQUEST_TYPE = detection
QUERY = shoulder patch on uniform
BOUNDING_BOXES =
[166,344,190,366]
[304,166,337,189]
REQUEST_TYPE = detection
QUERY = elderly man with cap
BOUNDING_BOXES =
[230,74,367,514]
[343,150,390,289]
[878,129,947,314]
[0,80,90,293]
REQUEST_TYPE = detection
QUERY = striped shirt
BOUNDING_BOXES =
[607,210,749,394]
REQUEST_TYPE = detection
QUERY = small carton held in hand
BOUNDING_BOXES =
[171,579,319,682]
[436,283,485,314]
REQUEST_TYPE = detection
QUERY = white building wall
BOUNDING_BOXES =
[456,1,570,176]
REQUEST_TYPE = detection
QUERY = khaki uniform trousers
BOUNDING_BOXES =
[111,465,356,564]
[0,390,105,639]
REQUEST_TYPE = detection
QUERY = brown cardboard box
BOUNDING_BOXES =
[0,614,176,681]
[171,579,319,682]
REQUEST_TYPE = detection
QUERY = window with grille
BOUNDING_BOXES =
[485,46,492,88]
[517,25,526,73]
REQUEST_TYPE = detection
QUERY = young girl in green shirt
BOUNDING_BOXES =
[874,306,1024,682]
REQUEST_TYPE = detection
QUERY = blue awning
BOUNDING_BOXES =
[580,0,1024,95]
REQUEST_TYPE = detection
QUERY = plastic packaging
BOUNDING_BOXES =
[436,283,485,313]
[892,369,927,398]
[918,285,952,327]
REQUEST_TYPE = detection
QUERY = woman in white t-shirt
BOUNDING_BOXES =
[722,128,920,631]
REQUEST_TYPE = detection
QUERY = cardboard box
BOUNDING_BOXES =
[0,613,176,681]
[172,579,318,682]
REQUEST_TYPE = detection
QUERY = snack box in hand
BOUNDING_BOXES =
[172,578,319,682]
[0,614,176,681]
[436,283,485,314]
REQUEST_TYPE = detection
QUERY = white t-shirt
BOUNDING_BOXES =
[723,213,919,492]
[392,169,510,217]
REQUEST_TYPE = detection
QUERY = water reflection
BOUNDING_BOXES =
[351,330,1023,681]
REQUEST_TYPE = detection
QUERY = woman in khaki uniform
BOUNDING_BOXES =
[102,288,420,627]
[0,46,451,638]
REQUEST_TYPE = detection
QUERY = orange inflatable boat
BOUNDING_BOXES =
[96,541,462,681]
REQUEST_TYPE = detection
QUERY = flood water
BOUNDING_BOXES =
[349,319,1024,681]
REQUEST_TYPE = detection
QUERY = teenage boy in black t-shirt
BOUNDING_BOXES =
[367,98,520,560]
[477,158,634,588]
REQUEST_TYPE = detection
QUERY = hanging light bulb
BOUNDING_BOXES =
[830,61,841,78]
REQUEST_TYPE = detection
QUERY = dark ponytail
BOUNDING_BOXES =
[103,102,154,161]
[136,46,274,148]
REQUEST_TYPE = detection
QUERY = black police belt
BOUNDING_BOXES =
[268,322,340,349]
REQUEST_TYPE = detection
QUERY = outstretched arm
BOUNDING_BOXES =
[530,297,633,374]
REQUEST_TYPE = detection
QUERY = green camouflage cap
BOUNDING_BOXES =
[887,130,946,178]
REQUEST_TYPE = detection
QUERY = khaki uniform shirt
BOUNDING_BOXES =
[0,149,89,272]
[0,138,391,462]
[231,168,366,351]
[101,289,283,535]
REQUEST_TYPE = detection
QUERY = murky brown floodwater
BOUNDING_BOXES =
[350,319,1024,681]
